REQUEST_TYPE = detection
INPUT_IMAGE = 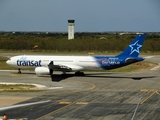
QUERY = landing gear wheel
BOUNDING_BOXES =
[18,68,21,74]
[75,71,84,76]
[61,74,66,77]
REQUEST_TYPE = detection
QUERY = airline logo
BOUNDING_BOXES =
[96,57,120,66]
[129,40,142,55]
[17,56,41,66]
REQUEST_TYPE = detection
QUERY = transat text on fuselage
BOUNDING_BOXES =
[17,60,41,66]
[16,56,42,66]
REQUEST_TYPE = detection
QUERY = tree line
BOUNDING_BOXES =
[0,32,160,53]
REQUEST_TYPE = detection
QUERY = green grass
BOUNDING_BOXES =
[0,84,43,92]
[1,49,160,55]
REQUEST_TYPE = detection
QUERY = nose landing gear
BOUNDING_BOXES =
[18,68,21,74]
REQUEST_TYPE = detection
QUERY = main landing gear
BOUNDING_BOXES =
[49,69,53,75]
[18,68,21,74]
[75,71,84,76]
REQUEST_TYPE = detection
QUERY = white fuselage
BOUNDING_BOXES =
[6,55,103,71]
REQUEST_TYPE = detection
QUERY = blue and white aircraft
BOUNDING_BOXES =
[6,34,146,76]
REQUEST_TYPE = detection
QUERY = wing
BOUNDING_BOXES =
[48,61,83,72]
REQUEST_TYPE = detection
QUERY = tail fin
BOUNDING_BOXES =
[117,34,146,57]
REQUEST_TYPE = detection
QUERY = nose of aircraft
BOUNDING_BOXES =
[6,58,15,66]
[6,60,11,65]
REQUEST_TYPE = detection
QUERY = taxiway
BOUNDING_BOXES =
[0,56,160,120]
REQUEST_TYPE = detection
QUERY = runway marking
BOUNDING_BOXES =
[0,70,17,72]
[155,91,160,96]
[36,103,73,120]
[140,89,149,92]
[48,87,63,89]
[11,74,21,76]
[71,81,96,91]
[131,97,142,120]
[75,102,89,105]
[140,91,157,104]
[86,82,96,91]
[59,102,72,104]
[150,63,160,70]
[144,56,154,59]
[58,81,96,94]
[140,89,158,92]
[36,101,89,119]
[0,82,61,90]
[59,102,89,105]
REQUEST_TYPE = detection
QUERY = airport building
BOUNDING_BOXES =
[68,20,75,40]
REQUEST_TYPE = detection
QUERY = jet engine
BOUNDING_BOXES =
[35,67,50,75]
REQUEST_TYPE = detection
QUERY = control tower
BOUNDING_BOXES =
[68,20,75,40]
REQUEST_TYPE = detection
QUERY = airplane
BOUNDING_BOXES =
[6,34,146,76]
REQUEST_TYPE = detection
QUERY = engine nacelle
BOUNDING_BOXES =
[35,67,50,75]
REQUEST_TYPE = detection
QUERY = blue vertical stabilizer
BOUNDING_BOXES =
[117,34,146,57]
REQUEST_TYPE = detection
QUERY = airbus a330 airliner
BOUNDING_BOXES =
[6,34,146,76]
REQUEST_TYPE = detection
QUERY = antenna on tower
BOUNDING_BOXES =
[68,20,75,40]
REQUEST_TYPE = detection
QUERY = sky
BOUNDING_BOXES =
[0,0,160,32]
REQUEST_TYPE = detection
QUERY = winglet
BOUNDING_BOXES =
[116,34,146,57]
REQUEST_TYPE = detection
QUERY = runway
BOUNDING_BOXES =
[0,56,160,119]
